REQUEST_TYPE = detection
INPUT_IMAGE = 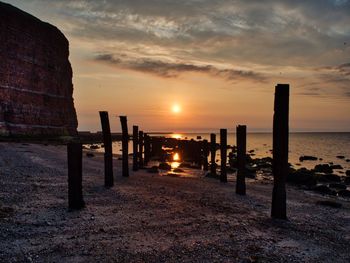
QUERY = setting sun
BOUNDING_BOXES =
[171,104,181,114]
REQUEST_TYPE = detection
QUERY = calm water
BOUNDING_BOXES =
[92,132,350,174]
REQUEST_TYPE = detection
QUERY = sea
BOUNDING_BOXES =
[91,132,350,175]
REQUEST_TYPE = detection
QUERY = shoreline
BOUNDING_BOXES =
[0,142,350,262]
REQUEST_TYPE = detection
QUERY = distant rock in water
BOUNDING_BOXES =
[0,2,77,136]
[299,155,318,162]
[336,155,345,159]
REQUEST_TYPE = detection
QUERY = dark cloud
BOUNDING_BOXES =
[95,53,265,82]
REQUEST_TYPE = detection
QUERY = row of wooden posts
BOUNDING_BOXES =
[68,84,289,219]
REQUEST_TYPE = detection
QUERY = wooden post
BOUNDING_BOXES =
[144,133,151,165]
[236,125,246,195]
[132,125,139,171]
[271,84,289,219]
[119,116,129,177]
[210,133,216,176]
[202,139,209,171]
[139,131,144,168]
[220,129,227,183]
[99,111,113,187]
[67,142,84,210]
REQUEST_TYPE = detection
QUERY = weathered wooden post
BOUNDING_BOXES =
[144,133,151,165]
[210,133,216,176]
[99,111,113,187]
[202,139,209,171]
[132,125,139,171]
[220,129,227,183]
[138,131,144,168]
[67,142,85,210]
[236,125,246,195]
[119,116,129,177]
[271,84,289,219]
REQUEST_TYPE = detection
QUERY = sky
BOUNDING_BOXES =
[3,0,350,132]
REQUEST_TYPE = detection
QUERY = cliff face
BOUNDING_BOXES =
[0,2,78,136]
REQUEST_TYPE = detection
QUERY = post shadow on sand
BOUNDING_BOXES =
[119,116,129,177]
[99,111,113,187]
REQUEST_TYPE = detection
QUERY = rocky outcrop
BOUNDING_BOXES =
[0,2,77,136]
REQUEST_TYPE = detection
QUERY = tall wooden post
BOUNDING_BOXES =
[139,131,144,168]
[144,133,151,165]
[119,116,129,177]
[220,129,227,183]
[271,84,289,219]
[202,139,209,171]
[67,142,85,210]
[99,111,113,187]
[132,125,139,171]
[236,125,246,195]
[210,133,216,176]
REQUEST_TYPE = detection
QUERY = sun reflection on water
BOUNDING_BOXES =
[171,133,182,139]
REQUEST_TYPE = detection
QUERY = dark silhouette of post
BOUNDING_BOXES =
[202,139,209,171]
[119,116,129,177]
[132,125,139,171]
[67,142,84,210]
[236,125,246,195]
[210,133,217,176]
[144,133,151,165]
[139,131,144,168]
[99,111,113,187]
[271,84,289,219]
[220,129,227,183]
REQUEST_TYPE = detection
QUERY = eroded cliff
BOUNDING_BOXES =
[0,2,78,136]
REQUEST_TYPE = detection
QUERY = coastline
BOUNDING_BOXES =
[0,142,349,262]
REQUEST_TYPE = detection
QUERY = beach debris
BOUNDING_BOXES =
[159,162,171,171]
[314,164,333,174]
[147,166,159,173]
[329,183,347,190]
[337,190,350,198]
[316,200,342,208]
[313,185,336,196]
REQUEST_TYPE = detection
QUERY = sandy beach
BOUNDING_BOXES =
[0,142,349,262]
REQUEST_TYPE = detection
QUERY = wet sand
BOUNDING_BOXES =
[0,142,349,262]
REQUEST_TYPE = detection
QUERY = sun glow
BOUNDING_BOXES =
[173,152,180,161]
[171,104,181,113]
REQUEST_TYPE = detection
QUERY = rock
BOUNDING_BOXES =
[147,166,159,173]
[90,145,99,149]
[159,162,171,171]
[86,153,94,158]
[299,155,318,161]
[329,183,347,190]
[337,190,350,198]
[346,159,350,162]
[346,170,350,176]
[316,173,341,182]
[336,155,345,159]
[0,2,77,136]
[179,162,193,168]
[196,136,202,140]
[287,168,316,187]
[344,177,350,185]
[173,168,184,173]
[329,164,343,170]
[314,164,333,174]
[316,200,342,208]
[313,185,336,196]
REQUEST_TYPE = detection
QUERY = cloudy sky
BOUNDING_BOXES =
[4,0,350,132]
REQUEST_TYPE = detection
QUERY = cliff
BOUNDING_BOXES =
[0,2,78,137]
